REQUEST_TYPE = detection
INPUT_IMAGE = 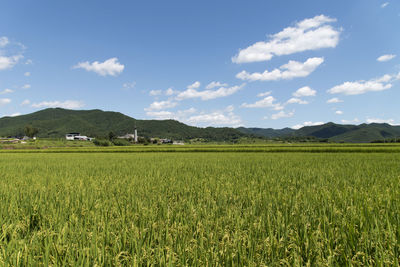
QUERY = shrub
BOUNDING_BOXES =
[112,139,131,146]
[93,139,112,146]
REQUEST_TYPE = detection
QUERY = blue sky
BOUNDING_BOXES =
[0,0,399,129]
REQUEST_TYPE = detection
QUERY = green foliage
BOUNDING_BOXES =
[93,139,112,146]
[24,125,39,138]
[0,151,399,265]
[112,138,131,146]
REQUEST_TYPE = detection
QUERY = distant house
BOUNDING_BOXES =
[66,133,93,141]
[66,133,80,140]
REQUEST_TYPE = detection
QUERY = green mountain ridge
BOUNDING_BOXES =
[237,122,400,143]
[0,108,245,141]
[1,108,399,142]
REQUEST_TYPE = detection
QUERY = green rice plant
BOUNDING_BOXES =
[0,152,399,265]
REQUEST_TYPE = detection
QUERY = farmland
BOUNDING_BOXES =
[0,147,399,265]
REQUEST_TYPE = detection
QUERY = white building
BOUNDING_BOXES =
[66,133,92,141]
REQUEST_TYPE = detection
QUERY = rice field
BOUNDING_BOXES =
[0,149,399,265]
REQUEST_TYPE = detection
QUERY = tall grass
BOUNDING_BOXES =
[0,152,399,265]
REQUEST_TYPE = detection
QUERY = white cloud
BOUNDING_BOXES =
[0,98,11,106]
[293,86,316,97]
[0,55,23,71]
[146,108,196,120]
[186,106,242,127]
[377,54,396,62]
[286,97,308,105]
[24,72,31,77]
[25,59,33,65]
[0,37,9,47]
[206,81,228,89]
[123,82,136,89]
[335,110,343,115]
[21,84,31,89]
[31,100,84,109]
[145,100,177,111]
[0,89,13,95]
[146,106,241,127]
[366,118,396,125]
[73,58,124,76]
[21,99,30,106]
[165,88,176,96]
[257,91,271,97]
[236,57,324,81]
[381,2,389,8]
[232,15,340,63]
[2,112,21,117]
[341,118,359,124]
[241,95,283,110]
[328,74,395,95]
[187,81,201,89]
[270,110,294,120]
[149,90,162,96]
[327,97,343,103]
[146,110,175,120]
[291,121,324,129]
[176,84,244,101]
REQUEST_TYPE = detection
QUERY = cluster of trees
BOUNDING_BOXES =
[24,125,39,138]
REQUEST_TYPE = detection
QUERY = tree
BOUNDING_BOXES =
[24,125,39,138]
[108,131,116,141]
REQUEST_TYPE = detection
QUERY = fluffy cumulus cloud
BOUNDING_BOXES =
[293,86,316,97]
[335,110,343,115]
[366,118,396,125]
[236,57,324,81]
[176,83,245,101]
[241,95,283,110]
[0,98,11,106]
[186,106,242,127]
[146,106,241,127]
[0,37,9,47]
[73,58,124,76]
[0,37,25,70]
[150,88,177,96]
[270,110,294,120]
[0,89,13,95]
[286,97,308,105]
[21,84,31,89]
[0,55,23,71]
[381,2,389,8]
[206,81,228,89]
[21,99,30,106]
[24,72,31,77]
[328,73,397,95]
[149,90,162,96]
[341,118,359,124]
[145,100,177,111]
[327,97,343,103]
[2,112,21,117]
[291,121,324,129]
[31,100,84,109]
[232,15,340,63]
[377,54,396,62]
[257,91,271,97]
[187,81,201,89]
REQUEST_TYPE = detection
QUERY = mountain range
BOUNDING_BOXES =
[0,108,399,142]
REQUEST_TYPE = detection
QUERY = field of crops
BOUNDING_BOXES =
[0,150,399,265]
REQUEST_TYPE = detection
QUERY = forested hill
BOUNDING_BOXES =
[0,108,246,141]
[237,122,400,143]
[1,108,399,142]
